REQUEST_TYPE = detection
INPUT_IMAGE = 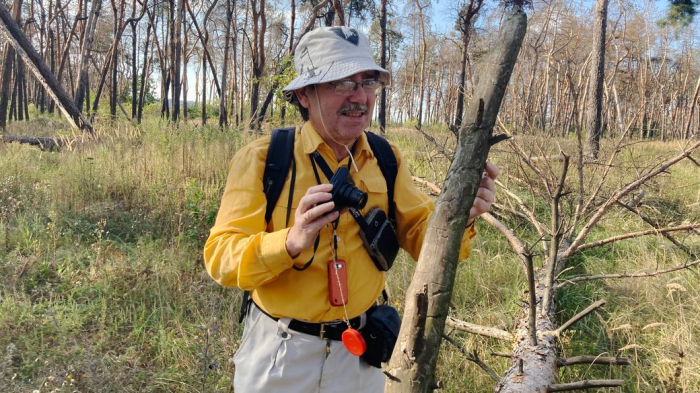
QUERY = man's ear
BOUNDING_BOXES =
[295,86,311,109]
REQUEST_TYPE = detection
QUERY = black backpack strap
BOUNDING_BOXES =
[241,127,296,324]
[365,131,398,222]
[264,127,296,223]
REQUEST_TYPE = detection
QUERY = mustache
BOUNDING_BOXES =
[339,105,368,115]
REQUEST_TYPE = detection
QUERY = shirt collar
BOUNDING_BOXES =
[299,122,373,160]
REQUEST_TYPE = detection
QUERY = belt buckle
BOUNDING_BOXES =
[319,323,325,340]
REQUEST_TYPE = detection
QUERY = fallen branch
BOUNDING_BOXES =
[556,259,700,290]
[616,201,698,259]
[442,334,500,382]
[445,316,513,341]
[555,299,606,336]
[416,126,454,159]
[412,176,442,195]
[1,135,73,150]
[480,212,530,273]
[529,154,566,163]
[492,203,529,220]
[497,180,551,241]
[556,355,631,367]
[562,139,700,260]
[547,379,624,392]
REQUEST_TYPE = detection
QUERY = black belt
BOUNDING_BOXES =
[254,303,367,341]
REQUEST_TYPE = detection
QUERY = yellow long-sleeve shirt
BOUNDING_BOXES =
[204,123,475,322]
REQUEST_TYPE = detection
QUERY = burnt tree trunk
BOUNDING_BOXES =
[74,0,101,113]
[170,0,184,122]
[0,1,93,132]
[137,21,151,123]
[248,0,266,130]
[384,7,526,392]
[219,0,233,127]
[378,0,387,134]
[0,0,22,131]
[585,0,609,158]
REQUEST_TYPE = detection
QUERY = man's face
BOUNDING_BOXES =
[296,71,379,147]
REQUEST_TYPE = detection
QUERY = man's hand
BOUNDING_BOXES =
[285,184,340,258]
[467,162,499,225]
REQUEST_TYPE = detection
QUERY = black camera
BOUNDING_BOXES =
[329,167,367,211]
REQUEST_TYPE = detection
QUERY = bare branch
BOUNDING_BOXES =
[491,203,529,220]
[480,212,530,273]
[555,299,606,336]
[547,380,624,392]
[562,139,700,260]
[416,126,454,159]
[442,334,501,381]
[412,176,441,195]
[557,356,631,367]
[616,201,698,259]
[496,180,550,240]
[556,259,700,290]
[576,224,700,252]
[292,0,331,54]
[542,153,570,312]
[525,252,537,345]
[445,316,513,341]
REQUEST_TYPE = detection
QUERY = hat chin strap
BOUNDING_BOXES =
[314,89,359,172]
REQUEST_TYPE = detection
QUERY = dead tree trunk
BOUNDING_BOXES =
[585,0,609,158]
[384,7,526,392]
[219,0,233,127]
[248,0,266,130]
[137,21,151,123]
[378,0,387,134]
[0,1,93,132]
[74,0,101,113]
[0,0,22,131]
[170,0,184,122]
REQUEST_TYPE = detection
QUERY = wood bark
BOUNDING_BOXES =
[0,0,22,130]
[378,0,387,134]
[137,21,151,123]
[585,0,609,158]
[248,0,266,130]
[219,0,233,127]
[0,1,93,132]
[74,0,101,113]
[384,7,526,392]
[454,0,483,129]
[170,0,184,121]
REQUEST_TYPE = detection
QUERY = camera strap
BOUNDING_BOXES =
[310,149,391,262]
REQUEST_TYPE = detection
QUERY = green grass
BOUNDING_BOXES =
[1,118,699,391]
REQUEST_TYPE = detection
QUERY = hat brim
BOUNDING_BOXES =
[282,58,390,102]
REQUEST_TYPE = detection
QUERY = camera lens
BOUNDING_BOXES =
[329,167,368,211]
[335,182,367,210]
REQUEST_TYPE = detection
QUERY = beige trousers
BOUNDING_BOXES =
[233,304,385,393]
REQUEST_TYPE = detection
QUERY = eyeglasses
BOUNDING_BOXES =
[327,80,384,96]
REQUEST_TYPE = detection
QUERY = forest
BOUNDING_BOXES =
[0,0,699,391]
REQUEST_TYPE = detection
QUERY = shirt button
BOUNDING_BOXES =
[282,263,288,268]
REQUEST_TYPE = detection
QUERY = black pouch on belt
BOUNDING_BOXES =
[357,207,400,271]
[360,305,401,368]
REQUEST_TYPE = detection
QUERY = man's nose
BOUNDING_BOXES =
[347,83,368,103]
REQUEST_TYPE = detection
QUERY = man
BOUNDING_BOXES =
[204,26,498,393]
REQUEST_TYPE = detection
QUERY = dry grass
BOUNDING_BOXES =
[1,118,698,392]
